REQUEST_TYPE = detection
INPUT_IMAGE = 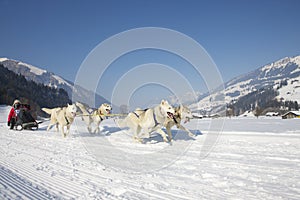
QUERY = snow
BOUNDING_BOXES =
[261,57,291,75]
[0,57,8,62]
[52,74,72,87]
[277,78,300,102]
[18,62,46,76]
[1,105,300,199]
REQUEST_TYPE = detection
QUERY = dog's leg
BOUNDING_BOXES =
[88,117,93,133]
[47,122,58,132]
[133,126,143,143]
[166,124,173,142]
[94,126,100,134]
[55,123,59,132]
[47,123,53,131]
[66,125,70,136]
[47,125,52,131]
[178,124,195,137]
[141,127,150,138]
[87,121,92,133]
[94,120,100,133]
[156,128,169,143]
[87,126,92,133]
[61,125,66,137]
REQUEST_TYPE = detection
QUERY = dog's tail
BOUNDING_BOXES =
[115,117,127,128]
[42,108,52,115]
[75,102,90,115]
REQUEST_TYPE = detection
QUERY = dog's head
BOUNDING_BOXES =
[160,100,175,119]
[99,103,112,115]
[67,103,77,117]
[179,105,193,123]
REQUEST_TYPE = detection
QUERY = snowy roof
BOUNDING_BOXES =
[239,110,255,117]
[265,112,279,116]
[282,111,300,116]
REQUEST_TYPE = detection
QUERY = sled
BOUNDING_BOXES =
[14,108,41,131]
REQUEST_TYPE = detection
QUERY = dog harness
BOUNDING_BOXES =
[132,109,148,118]
[65,116,70,125]
[152,112,159,127]
[132,109,160,127]
[97,110,105,121]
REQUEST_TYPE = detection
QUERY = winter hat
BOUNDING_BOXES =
[12,99,21,106]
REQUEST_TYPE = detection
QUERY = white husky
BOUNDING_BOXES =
[118,100,175,143]
[76,102,112,133]
[164,105,194,141]
[42,104,77,137]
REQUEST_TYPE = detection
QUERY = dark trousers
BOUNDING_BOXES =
[10,118,16,129]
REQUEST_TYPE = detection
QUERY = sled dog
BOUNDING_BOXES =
[119,100,175,143]
[76,102,112,133]
[164,105,194,141]
[42,104,77,137]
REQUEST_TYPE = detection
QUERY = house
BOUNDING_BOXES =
[281,111,300,119]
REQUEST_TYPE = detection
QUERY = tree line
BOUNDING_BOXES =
[0,64,71,117]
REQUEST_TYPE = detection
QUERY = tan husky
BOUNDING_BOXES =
[76,102,112,133]
[42,104,77,137]
[118,100,175,143]
[164,105,194,141]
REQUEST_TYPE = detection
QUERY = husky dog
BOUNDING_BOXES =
[164,105,194,141]
[76,102,112,133]
[119,100,175,143]
[42,104,77,137]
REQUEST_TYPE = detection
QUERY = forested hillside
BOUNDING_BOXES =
[227,87,299,116]
[0,64,71,117]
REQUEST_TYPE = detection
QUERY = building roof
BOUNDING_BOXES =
[282,111,300,116]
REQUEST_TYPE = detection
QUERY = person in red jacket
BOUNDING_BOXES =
[8,99,22,129]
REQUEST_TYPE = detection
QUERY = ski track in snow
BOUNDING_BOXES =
[0,105,300,199]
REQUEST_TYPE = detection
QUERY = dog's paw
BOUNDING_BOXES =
[188,133,196,138]
[163,138,169,143]
[133,137,143,143]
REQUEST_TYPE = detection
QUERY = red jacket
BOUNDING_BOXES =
[8,107,17,123]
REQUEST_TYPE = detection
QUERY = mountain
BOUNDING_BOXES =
[167,91,204,106]
[0,58,109,107]
[190,55,300,115]
[0,64,71,117]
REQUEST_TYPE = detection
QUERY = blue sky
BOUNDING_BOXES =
[1,0,300,106]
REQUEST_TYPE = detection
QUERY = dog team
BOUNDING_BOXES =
[9,99,195,142]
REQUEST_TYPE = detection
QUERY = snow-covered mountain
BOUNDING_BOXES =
[190,55,300,113]
[0,58,108,107]
[167,91,204,105]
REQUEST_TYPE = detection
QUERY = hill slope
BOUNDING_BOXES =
[0,58,109,107]
[0,64,71,116]
[190,55,300,114]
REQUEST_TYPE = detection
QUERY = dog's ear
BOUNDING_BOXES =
[179,104,183,112]
[161,100,166,105]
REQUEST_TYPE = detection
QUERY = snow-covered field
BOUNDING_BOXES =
[0,105,300,199]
